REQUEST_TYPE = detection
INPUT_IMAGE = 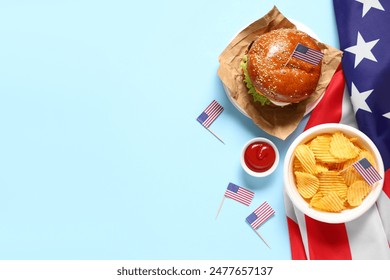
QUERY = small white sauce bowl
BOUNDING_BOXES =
[241,137,280,177]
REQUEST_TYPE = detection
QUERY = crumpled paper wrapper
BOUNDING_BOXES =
[217,6,343,140]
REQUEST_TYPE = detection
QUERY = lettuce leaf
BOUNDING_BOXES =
[240,55,271,106]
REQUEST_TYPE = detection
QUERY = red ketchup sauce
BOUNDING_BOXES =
[244,142,276,173]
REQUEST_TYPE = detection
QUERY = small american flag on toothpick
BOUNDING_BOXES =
[246,201,275,249]
[224,182,254,206]
[292,43,324,65]
[284,43,323,67]
[197,100,224,144]
[215,183,254,219]
[352,158,382,185]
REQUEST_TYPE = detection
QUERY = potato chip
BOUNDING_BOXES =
[330,132,360,160]
[318,170,346,184]
[309,192,324,207]
[293,157,304,172]
[347,180,371,207]
[310,134,345,164]
[294,144,317,174]
[349,137,359,143]
[311,192,345,212]
[340,168,362,187]
[358,150,376,166]
[295,171,319,199]
[318,171,348,201]
[315,164,328,174]
[339,156,359,185]
[326,162,345,171]
[342,150,374,170]
[341,156,358,170]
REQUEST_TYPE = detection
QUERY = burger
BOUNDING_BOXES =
[240,28,323,106]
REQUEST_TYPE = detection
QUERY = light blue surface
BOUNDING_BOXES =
[0,1,338,259]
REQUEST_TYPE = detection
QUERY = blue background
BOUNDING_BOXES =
[0,0,338,259]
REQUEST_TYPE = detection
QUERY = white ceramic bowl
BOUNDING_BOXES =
[284,123,384,224]
[241,137,280,177]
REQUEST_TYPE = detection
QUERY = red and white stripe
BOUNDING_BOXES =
[202,100,223,128]
[225,187,254,206]
[251,201,275,229]
[293,49,323,65]
[284,66,390,259]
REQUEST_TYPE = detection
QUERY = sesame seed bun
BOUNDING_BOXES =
[247,29,322,104]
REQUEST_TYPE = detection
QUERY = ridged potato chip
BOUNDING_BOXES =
[294,144,317,174]
[293,157,304,172]
[295,171,319,199]
[340,168,362,186]
[318,171,348,201]
[309,192,324,207]
[311,192,346,212]
[347,180,371,207]
[330,132,360,160]
[349,137,359,143]
[310,134,343,163]
[358,150,376,167]
[315,164,329,174]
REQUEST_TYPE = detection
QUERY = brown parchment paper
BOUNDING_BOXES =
[217,6,343,140]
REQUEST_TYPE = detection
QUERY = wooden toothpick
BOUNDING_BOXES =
[215,196,226,219]
[251,226,271,249]
[207,127,225,144]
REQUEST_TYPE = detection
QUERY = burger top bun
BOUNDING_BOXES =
[247,28,322,104]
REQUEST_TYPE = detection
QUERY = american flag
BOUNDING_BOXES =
[353,158,382,185]
[196,100,224,128]
[284,0,390,260]
[335,0,390,170]
[246,201,275,230]
[224,182,254,206]
[292,43,324,65]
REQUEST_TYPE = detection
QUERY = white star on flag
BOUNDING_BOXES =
[355,0,385,17]
[350,82,373,114]
[383,112,390,119]
[344,32,379,68]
